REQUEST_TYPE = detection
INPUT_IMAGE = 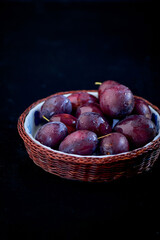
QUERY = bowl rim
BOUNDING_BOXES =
[17,90,160,164]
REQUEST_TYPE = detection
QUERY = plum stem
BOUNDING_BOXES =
[98,133,112,140]
[42,115,49,122]
[95,82,102,85]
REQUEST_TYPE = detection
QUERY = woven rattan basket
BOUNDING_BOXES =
[17,90,160,182]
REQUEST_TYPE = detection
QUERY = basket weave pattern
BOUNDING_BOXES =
[17,90,160,182]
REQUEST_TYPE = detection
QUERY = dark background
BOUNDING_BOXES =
[1,0,160,239]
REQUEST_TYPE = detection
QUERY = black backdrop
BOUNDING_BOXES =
[1,1,160,239]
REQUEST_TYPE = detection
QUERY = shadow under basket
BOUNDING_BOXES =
[17,90,160,182]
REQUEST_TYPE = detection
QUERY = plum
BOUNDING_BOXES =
[40,95,72,119]
[76,112,112,136]
[114,115,157,149]
[59,130,98,155]
[50,114,77,134]
[76,103,104,118]
[99,132,129,155]
[100,84,135,118]
[35,122,68,148]
[132,98,152,119]
[68,92,98,111]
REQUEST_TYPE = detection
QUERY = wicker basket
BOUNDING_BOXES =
[17,90,160,182]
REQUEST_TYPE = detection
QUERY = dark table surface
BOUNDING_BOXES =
[1,1,160,239]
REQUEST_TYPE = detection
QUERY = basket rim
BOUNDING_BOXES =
[17,90,160,164]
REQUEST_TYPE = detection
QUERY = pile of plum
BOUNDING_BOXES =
[34,80,157,156]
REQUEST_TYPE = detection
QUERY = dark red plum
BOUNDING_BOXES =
[98,80,120,97]
[40,95,72,119]
[50,114,77,134]
[99,133,129,155]
[100,84,135,118]
[132,98,152,119]
[59,130,98,155]
[35,122,68,148]
[76,103,104,118]
[76,112,112,137]
[114,115,157,149]
[68,92,98,111]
